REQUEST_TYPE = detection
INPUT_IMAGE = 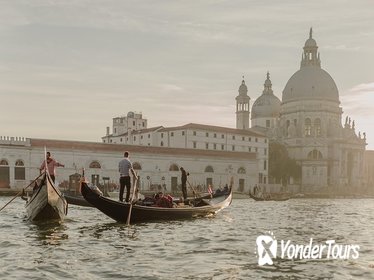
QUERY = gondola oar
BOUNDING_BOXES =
[187,180,199,198]
[126,172,138,226]
[0,172,44,212]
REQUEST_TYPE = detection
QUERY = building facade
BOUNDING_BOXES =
[251,29,367,192]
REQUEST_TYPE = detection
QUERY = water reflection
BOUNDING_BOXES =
[28,220,68,246]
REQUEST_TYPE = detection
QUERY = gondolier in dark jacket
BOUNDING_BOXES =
[40,152,64,183]
[180,167,189,201]
[118,151,137,203]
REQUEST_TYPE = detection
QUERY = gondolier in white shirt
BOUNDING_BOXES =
[118,151,137,203]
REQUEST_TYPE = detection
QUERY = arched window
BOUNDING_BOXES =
[160,141,164,147]
[307,149,323,160]
[133,162,142,170]
[89,161,101,168]
[237,167,246,174]
[15,160,25,180]
[0,159,10,185]
[0,159,8,165]
[314,118,321,137]
[169,163,179,171]
[305,118,312,136]
[205,166,214,173]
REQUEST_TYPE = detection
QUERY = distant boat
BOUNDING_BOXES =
[25,172,68,221]
[81,181,232,223]
[249,190,291,201]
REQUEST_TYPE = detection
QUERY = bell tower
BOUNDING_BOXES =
[236,77,250,130]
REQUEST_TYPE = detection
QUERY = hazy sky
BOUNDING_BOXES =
[1,0,373,149]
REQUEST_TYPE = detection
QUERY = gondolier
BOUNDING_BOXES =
[180,167,189,201]
[118,151,137,203]
[40,152,65,183]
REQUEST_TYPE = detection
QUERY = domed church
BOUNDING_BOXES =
[241,28,367,191]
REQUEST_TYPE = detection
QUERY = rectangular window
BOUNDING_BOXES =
[221,134,224,139]
[206,132,209,137]
[232,145,235,151]
[214,143,217,150]
[249,137,251,142]
[120,138,123,142]
[148,134,150,138]
[242,136,245,141]
[171,132,174,137]
[206,143,209,149]
[249,147,251,152]
[193,131,196,136]
[193,142,197,148]
[182,131,185,136]
[133,121,135,126]
[221,144,225,150]
[232,135,235,140]
[264,160,267,170]
[214,133,217,138]
[161,133,164,138]
[140,135,143,139]
[15,167,25,180]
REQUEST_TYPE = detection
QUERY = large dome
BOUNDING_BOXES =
[282,66,339,103]
[252,72,281,118]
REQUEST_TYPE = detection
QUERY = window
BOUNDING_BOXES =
[120,138,123,142]
[305,118,312,136]
[205,166,214,172]
[148,134,150,138]
[255,138,258,142]
[314,118,321,136]
[307,149,323,160]
[232,135,235,140]
[193,142,197,148]
[89,161,101,168]
[161,133,164,138]
[249,147,251,152]
[133,136,136,141]
[160,141,164,146]
[193,131,196,136]
[221,134,224,139]
[221,144,225,150]
[206,132,209,137]
[171,132,174,137]
[140,135,143,139]
[214,133,217,138]
[15,160,25,180]
[255,147,258,152]
[169,164,179,171]
[142,122,145,127]
[182,131,185,136]
[206,143,209,149]
[133,121,135,126]
[242,136,245,141]
[214,143,217,150]
[264,160,267,170]
[238,167,246,174]
[232,145,235,151]
[133,162,142,170]
[249,137,252,142]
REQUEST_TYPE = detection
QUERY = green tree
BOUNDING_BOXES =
[269,141,301,186]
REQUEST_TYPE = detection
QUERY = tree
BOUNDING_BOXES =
[269,141,301,186]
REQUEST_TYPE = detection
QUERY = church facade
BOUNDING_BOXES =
[250,29,367,191]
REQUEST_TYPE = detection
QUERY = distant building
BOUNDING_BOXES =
[250,29,367,192]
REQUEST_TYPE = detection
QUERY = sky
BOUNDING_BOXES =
[1,0,373,149]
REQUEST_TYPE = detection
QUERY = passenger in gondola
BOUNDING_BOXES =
[40,152,65,183]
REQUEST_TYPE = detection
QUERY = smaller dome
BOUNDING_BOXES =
[238,79,248,95]
[251,72,281,119]
[305,37,317,47]
[127,111,135,118]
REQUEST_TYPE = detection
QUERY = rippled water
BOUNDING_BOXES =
[0,196,373,279]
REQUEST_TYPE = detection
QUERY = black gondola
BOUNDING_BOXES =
[81,181,233,223]
[25,172,68,221]
[64,194,93,207]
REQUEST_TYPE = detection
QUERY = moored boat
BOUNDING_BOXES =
[25,172,68,221]
[81,181,232,223]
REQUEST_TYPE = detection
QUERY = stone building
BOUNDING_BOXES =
[251,29,367,192]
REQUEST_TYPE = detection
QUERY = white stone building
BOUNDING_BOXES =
[0,137,261,194]
[251,29,367,192]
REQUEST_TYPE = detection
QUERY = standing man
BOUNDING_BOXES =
[118,151,137,203]
[180,167,189,201]
[40,152,65,183]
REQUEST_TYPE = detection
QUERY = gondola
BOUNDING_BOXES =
[64,193,93,207]
[81,181,233,223]
[249,190,291,201]
[25,171,68,221]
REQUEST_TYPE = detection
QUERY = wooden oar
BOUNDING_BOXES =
[0,172,44,212]
[187,180,199,198]
[126,173,138,226]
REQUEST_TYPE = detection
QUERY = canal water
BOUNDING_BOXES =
[0,196,373,279]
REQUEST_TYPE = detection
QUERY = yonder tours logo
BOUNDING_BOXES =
[256,232,360,266]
